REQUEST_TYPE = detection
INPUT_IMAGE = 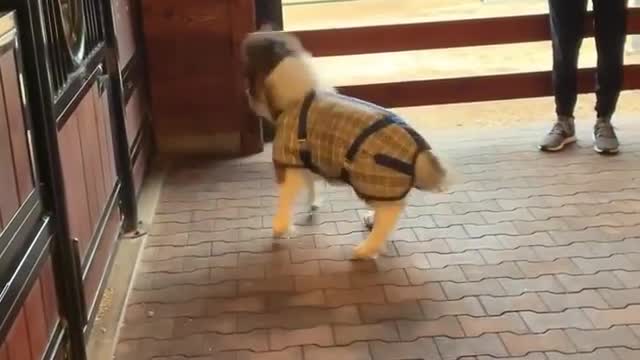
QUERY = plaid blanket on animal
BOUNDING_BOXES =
[273,91,430,201]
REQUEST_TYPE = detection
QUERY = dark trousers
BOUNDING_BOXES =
[549,0,628,118]
[255,0,283,30]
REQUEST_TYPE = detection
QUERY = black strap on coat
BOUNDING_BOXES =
[297,90,317,170]
[340,116,395,182]
[297,91,432,184]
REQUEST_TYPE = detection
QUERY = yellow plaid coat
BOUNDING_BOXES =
[273,91,429,201]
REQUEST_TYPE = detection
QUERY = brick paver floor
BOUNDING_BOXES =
[115,120,640,359]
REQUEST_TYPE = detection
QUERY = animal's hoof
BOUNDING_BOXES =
[363,213,374,230]
[309,197,324,211]
[273,229,291,239]
[272,220,290,239]
[274,223,296,239]
[352,243,378,260]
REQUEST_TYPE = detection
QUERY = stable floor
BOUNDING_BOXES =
[115,119,640,360]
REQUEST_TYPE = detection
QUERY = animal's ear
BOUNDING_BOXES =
[258,23,274,32]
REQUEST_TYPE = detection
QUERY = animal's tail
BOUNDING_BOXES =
[413,150,455,192]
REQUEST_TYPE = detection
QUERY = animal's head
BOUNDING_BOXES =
[241,27,331,123]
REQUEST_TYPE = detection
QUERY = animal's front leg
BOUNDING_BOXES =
[273,168,306,238]
[353,201,404,259]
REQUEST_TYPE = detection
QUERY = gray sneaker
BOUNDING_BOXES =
[539,116,577,152]
[593,118,619,154]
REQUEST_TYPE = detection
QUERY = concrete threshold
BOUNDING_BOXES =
[86,158,170,360]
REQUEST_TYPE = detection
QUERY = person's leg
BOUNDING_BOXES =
[540,0,588,152]
[255,0,284,30]
[592,0,628,154]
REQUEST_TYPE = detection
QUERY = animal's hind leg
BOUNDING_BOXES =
[303,171,323,211]
[273,168,307,238]
[363,210,374,230]
[353,201,404,259]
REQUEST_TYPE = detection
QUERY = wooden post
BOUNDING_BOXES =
[141,0,262,155]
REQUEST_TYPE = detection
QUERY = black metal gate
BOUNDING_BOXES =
[0,0,144,356]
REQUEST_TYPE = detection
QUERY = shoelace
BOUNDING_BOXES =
[594,122,616,139]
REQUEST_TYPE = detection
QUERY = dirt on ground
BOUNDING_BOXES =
[282,0,640,131]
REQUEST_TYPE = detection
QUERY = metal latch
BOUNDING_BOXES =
[97,74,110,95]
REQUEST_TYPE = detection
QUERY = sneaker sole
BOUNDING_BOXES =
[592,133,619,154]
[539,135,577,152]
[594,146,620,154]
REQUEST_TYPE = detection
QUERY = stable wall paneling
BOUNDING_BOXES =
[0,61,20,229]
[122,53,152,197]
[5,309,31,360]
[124,86,144,150]
[58,110,93,258]
[0,46,33,203]
[141,0,259,154]
[0,253,58,360]
[83,203,120,315]
[113,0,137,69]
[57,83,120,262]
[94,82,118,197]
[131,123,150,195]
[0,13,59,360]
[56,80,122,317]
[39,258,59,332]
[77,86,107,228]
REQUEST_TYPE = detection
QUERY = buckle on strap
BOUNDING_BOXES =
[343,158,355,171]
[297,138,309,150]
[341,160,354,183]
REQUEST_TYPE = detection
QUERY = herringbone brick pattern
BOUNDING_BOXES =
[115,121,640,359]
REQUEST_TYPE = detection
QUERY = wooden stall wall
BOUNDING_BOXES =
[141,0,260,155]
[1,0,154,353]
[0,77,30,224]
[0,259,59,360]
[0,12,61,360]
[0,26,33,235]
[114,0,153,197]
[1,0,144,353]
[57,81,122,320]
